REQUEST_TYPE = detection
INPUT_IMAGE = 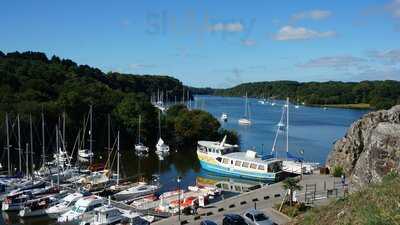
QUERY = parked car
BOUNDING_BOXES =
[243,209,274,225]
[200,220,218,225]
[223,214,248,225]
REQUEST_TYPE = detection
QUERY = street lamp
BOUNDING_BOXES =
[177,176,182,223]
[298,149,304,180]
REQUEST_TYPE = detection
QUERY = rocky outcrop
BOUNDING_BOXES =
[326,105,400,191]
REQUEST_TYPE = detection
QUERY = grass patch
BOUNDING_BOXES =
[289,173,400,225]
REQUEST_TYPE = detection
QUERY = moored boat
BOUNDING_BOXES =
[113,182,160,201]
[197,136,283,181]
[46,192,85,218]
[58,195,103,223]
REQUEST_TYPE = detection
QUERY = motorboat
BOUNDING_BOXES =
[2,191,33,211]
[46,192,85,218]
[121,211,150,225]
[221,113,228,122]
[79,204,124,225]
[58,195,103,223]
[197,136,283,181]
[113,182,160,201]
[19,196,56,218]
[130,194,158,210]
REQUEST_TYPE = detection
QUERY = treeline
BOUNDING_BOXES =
[0,51,235,158]
[213,80,400,109]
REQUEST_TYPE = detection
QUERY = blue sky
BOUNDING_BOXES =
[1,0,400,88]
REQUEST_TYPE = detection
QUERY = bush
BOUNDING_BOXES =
[332,165,344,177]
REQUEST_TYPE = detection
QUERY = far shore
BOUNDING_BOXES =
[310,103,371,110]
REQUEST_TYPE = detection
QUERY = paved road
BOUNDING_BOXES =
[153,173,343,225]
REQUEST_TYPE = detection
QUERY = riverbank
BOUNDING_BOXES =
[318,103,371,110]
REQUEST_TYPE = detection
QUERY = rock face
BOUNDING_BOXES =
[326,105,400,191]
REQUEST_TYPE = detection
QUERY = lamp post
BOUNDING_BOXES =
[177,176,182,223]
[299,149,304,180]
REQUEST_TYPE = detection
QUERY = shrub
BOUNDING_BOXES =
[332,165,344,177]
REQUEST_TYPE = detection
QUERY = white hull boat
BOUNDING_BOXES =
[238,118,251,125]
[155,138,169,153]
[46,192,84,218]
[58,195,103,223]
[114,183,159,201]
[135,144,149,153]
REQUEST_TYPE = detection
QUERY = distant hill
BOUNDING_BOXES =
[205,80,400,109]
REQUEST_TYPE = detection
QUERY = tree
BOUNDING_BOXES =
[282,177,302,206]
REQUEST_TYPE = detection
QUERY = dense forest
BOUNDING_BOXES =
[212,80,400,109]
[0,51,235,165]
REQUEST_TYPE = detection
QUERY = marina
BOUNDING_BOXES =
[0,95,367,225]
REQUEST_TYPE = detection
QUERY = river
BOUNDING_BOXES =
[0,95,368,225]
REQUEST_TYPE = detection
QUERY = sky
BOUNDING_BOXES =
[1,0,400,88]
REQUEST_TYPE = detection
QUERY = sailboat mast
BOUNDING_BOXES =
[25,143,29,177]
[245,92,248,117]
[56,125,60,187]
[6,113,11,175]
[89,105,93,163]
[29,114,34,176]
[158,111,161,139]
[286,97,289,153]
[62,111,66,149]
[41,110,45,167]
[138,115,141,143]
[107,113,111,159]
[17,114,21,172]
[117,130,120,186]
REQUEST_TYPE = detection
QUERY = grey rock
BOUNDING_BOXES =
[326,105,400,191]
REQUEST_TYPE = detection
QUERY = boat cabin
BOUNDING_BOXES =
[197,140,239,156]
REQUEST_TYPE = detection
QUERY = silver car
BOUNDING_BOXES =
[243,209,275,225]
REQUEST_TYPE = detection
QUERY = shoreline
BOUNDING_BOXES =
[314,103,371,110]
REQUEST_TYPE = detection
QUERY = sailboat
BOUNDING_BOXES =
[78,106,94,160]
[134,115,149,153]
[238,93,252,125]
[156,111,170,154]
[270,98,319,174]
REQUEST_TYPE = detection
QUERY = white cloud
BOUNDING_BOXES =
[241,39,256,46]
[385,0,400,18]
[209,22,244,32]
[298,55,366,69]
[291,10,332,21]
[367,49,400,64]
[274,26,336,41]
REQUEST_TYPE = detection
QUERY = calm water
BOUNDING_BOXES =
[1,95,368,225]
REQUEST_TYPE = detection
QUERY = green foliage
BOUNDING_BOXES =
[290,175,400,225]
[283,177,303,206]
[166,105,222,147]
[332,165,344,177]
[214,80,400,109]
[0,51,235,151]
